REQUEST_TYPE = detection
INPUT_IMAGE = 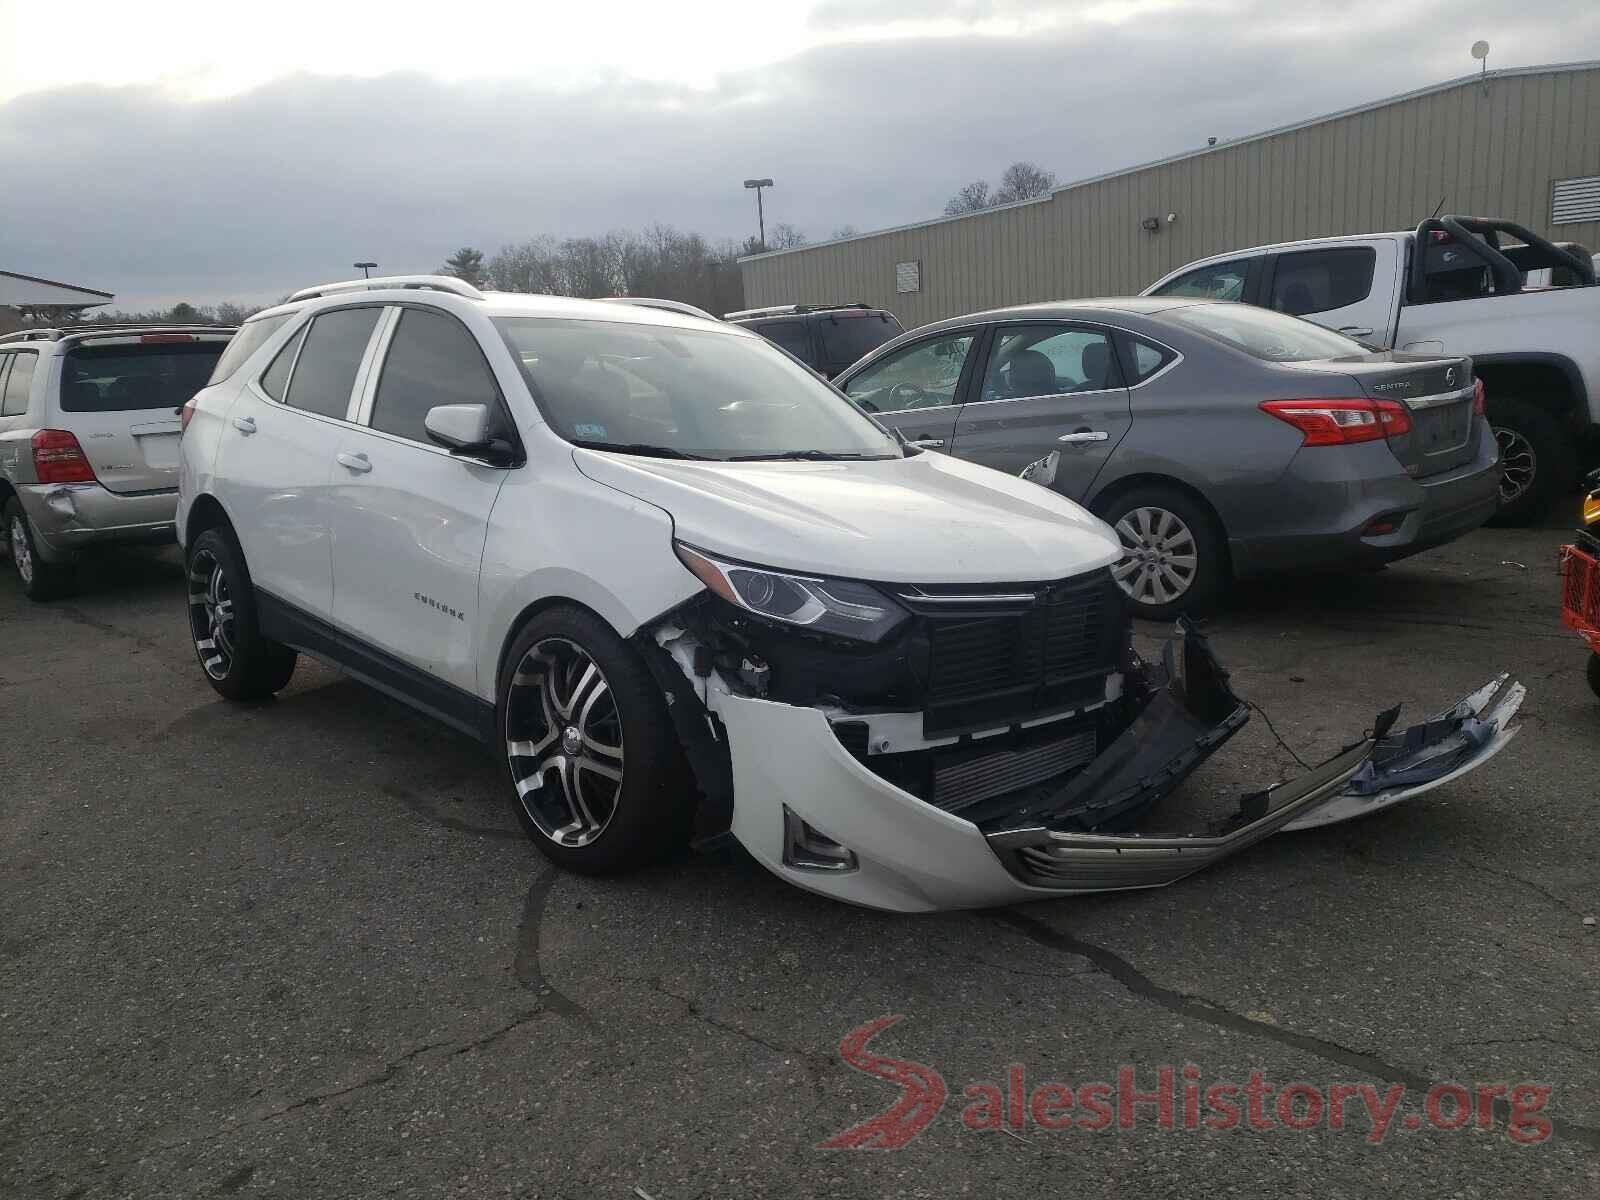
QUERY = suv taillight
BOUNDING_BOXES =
[1472,378,1486,415]
[31,429,97,483]
[180,398,198,433]
[1259,398,1412,446]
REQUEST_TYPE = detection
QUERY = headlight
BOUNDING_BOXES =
[674,543,908,643]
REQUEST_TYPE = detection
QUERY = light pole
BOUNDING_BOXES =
[743,179,773,250]
[354,261,377,279]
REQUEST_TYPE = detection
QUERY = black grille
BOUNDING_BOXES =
[910,569,1122,735]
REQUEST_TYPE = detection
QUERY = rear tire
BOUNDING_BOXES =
[185,528,297,701]
[1098,485,1227,620]
[1487,398,1576,527]
[1587,653,1600,702]
[498,606,694,874]
[4,498,75,601]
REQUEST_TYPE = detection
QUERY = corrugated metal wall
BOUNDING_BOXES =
[740,65,1600,330]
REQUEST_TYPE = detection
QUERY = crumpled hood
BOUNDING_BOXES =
[572,448,1121,584]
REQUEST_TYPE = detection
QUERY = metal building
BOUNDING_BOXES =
[739,60,1600,329]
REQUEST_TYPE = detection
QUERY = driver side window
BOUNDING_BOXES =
[842,332,974,413]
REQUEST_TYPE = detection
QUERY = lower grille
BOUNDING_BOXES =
[932,727,1097,814]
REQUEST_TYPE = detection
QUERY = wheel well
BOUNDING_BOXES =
[184,494,234,548]
[493,596,616,693]
[1474,361,1582,427]
[1088,473,1233,575]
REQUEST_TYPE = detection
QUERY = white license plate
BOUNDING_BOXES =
[138,433,180,469]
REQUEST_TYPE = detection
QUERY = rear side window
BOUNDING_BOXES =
[284,308,381,419]
[260,325,305,400]
[207,314,291,385]
[2,352,34,416]
[1268,248,1376,316]
[817,312,902,366]
[1152,259,1250,301]
[1126,337,1175,382]
[370,309,500,444]
[754,320,812,362]
[60,343,223,412]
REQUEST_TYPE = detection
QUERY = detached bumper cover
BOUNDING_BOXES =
[710,625,1523,912]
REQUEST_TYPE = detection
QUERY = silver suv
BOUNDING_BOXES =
[0,324,235,598]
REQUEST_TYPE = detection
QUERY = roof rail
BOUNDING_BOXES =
[287,274,485,303]
[723,301,875,320]
[0,324,237,346]
[605,297,720,321]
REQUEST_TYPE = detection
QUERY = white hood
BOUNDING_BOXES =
[572,448,1121,584]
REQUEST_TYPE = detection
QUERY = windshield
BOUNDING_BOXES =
[493,317,901,461]
[1163,302,1368,362]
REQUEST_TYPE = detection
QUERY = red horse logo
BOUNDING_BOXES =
[819,1015,947,1149]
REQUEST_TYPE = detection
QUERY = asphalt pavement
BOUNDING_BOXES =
[2,525,1597,1198]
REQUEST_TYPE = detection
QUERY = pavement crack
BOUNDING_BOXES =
[1456,856,1589,920]
[512,865,588,1020]
[989,908,1600,1150]
[381,780,524,842]
[645,978,831,1098]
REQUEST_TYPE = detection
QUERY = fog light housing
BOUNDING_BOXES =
[782,806,858,872]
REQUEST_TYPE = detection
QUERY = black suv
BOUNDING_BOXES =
[723,303,903,378]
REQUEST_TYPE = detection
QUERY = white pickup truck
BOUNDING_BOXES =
[1145,216,1599,523]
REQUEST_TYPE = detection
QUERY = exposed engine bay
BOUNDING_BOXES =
[636,574,1523,908]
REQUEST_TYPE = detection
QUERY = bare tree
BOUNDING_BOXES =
[943,180,992,216]
[992,161,1057,204]
[766,223,808,250]
[831,225,860,239]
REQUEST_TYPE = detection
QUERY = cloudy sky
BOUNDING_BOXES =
[2,0,1596,308]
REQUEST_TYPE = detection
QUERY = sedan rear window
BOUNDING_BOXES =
[1163,303,1366,362]
[60,342,228,412]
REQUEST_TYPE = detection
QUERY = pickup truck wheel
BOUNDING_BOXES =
[1588,653,1600,702]
[1487,398,1576,527]
[1100,486,1226,620]
[4,499,75,601]
[499,606,693,874]
[185,528,298,700]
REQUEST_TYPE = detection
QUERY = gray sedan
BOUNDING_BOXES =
[834,298,1500,618]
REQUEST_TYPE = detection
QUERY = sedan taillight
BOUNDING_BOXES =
[31,429,97,483]
[1259,398,1411,446]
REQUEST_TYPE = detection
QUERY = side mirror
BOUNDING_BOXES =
[424,404,493,451]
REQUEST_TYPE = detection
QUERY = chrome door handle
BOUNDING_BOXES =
[232,416,256,435]
[907,438,945,448]
[336,451,372,473]
[1058,430,1109,444]
[1337,325,1374,337]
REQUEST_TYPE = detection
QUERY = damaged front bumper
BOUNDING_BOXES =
[656,619,1523,913]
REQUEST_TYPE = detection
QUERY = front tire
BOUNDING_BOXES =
[1099,485,1226,620]
[185,528,297,701]
[1487,398,1576,527]
[4,498,75,601]
[499,606,693,874]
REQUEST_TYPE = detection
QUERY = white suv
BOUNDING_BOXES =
[177,275,1523,912]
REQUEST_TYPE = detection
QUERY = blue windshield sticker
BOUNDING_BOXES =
[574,423,608,439]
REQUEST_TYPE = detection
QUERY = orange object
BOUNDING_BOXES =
[1560,544,1600,653]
